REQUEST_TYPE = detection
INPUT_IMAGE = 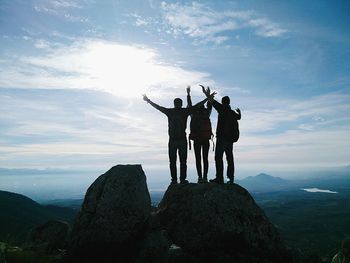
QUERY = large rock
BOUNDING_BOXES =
[157,183,292,263]
[27,220,69,251]
[69,165,151,262]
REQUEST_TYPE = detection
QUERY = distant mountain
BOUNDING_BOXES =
[0,168,70,175]
[0,190,78,245]
[238,173,293,192]
[42,198,84,210]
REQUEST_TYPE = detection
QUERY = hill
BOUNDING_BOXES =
[0,190,78,245]
[237,173,293,192]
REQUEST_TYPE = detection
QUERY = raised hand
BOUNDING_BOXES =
[209,91,216,98]
[187,86,191,95]
[142,94,150,102]
[206,87,210,95]
[200,85,210,96]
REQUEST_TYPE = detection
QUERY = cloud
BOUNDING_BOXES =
[0,39,213,98]
[247,18,287,37]
[33,0,89,22]
[0,88,169,169]
[153,2,287,45]
[240,92,350,133]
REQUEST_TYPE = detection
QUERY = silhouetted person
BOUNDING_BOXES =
[187,86,213,183]
[203,86,241,184]
[143,91,215,184]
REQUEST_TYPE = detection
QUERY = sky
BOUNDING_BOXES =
[0,0,350,196]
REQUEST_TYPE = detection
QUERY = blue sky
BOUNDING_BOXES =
[0,0,350,192]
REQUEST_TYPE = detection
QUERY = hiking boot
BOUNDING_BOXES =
[180,179,189,184]
[227,178,234,185]
[170,179,178,185]
[197,177,203,183]
[198,177,208,183]
[209,178,224,184]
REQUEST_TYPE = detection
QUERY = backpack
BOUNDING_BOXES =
[232,117,240,142]
[222,110,240,143]
[189,109,212,141]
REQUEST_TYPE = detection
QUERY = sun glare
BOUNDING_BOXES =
[23,40,209,98]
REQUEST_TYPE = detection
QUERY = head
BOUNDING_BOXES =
[222,96,230,105]
[173,98,183,108]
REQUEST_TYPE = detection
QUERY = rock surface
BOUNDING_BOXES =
[69,164,151,262]
[66,165,293,263]
[27,220,69,251]
[157,183,292,263]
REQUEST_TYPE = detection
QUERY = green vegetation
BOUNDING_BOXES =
[255,189,350,261]
[0,190,77,245]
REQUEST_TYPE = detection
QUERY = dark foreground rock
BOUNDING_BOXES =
[64,165,294,263]
[27,220,69,252]
[157,183,293,263]
[68,164,151,262]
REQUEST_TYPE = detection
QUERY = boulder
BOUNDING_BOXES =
[27,220,69,251]
[157,183,292,263]
[69,164,151,262]
[135,211,170,263]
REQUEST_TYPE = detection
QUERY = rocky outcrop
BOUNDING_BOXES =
[69,164,151,262]
[157,183,292,263]
[134,210,170,263]
[27,220,69,252]
[66,165,293,263]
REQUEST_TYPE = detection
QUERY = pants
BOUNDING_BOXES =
[215,137,234,181]
[168,138,187,181]
[193,140,210,179]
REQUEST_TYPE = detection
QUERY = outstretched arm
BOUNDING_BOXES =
[143,94,168,114]
[186,86,192,107]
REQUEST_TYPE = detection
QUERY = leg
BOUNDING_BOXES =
[194,140,202,179]
[213,138,225,183]
[168,139,177,183]
[225,142,234,182]
[178,139,188,182]
[202,140,210,180]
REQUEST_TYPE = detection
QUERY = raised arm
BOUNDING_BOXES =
[143,94,168,114]
[207,101,212,116]
[200,85,220,112]
[186,86,192,107]
[191,91,216,111]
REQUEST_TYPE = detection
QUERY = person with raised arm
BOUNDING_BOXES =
[187,86,213,183]
[143,89,215,185]
[202,85,241,184]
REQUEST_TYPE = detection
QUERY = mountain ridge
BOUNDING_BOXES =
[0,190,78,245]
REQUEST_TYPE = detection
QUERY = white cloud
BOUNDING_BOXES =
[34,39,51,49]
[0,39,213,98]
[155,1,287,45]
[240,92,350,133]
[247,18,287,37]
[33,0,89,22]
